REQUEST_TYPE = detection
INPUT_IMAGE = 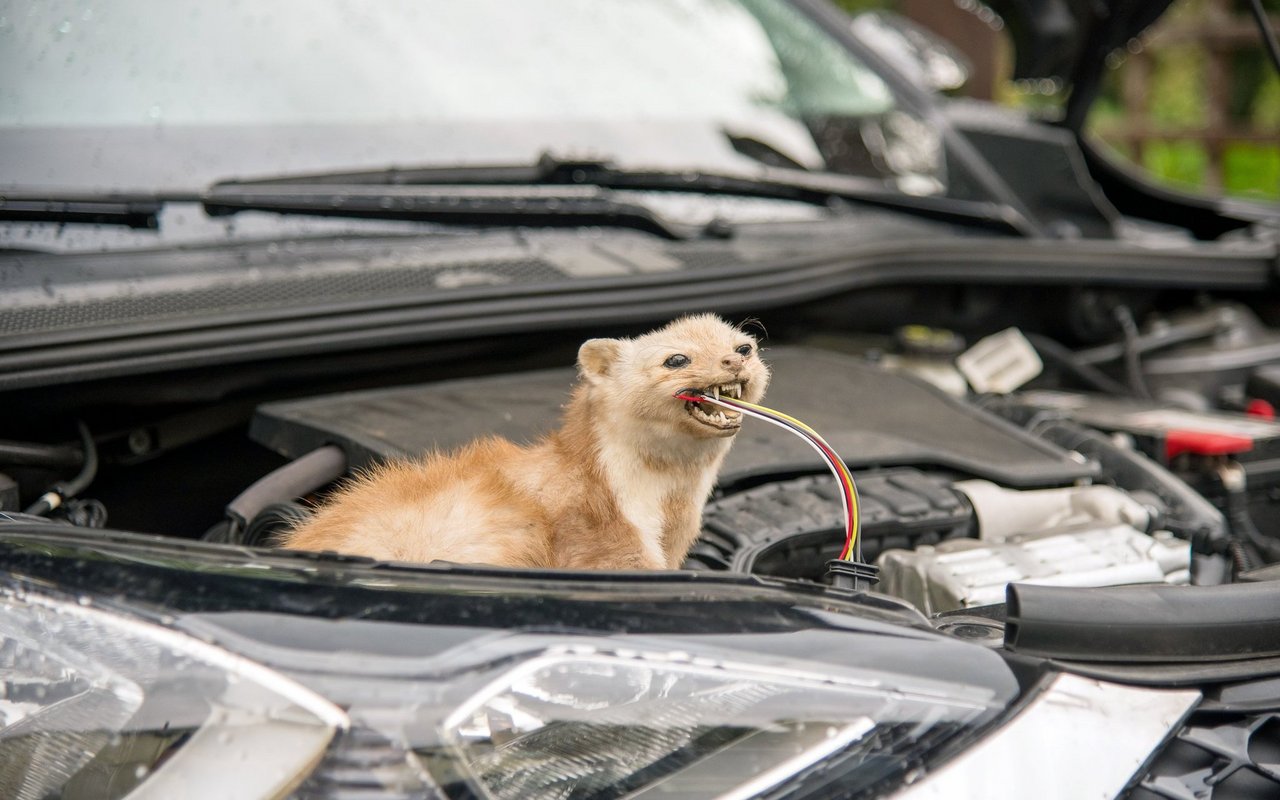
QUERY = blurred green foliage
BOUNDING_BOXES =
[833,0,1279,200]
[1089,0,1279,199]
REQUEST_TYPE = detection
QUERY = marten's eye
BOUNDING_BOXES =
[736,344,753,357]
[663,354,690,369]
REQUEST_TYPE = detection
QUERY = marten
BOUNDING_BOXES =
[281,314,770,569]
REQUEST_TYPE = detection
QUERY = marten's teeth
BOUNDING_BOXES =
[712,386,720,400]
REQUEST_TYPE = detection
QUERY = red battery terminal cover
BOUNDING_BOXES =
[1164,429,1254,460]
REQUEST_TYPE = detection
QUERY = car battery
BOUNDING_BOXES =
[1012,391,1280,547]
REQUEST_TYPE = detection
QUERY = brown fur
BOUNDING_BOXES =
[280,314,770,569]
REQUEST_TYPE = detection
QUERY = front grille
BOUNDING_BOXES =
[1128,711,1280,799]
[291,727,444,800]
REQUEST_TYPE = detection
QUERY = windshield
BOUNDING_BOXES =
[0,0,935,191]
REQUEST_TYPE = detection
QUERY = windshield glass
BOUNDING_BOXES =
[0,0,934,191]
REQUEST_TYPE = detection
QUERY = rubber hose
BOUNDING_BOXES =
[1005,581,1280,661]
[220,444,347,537]
[23,422,97,516]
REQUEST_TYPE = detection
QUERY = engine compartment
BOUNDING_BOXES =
[4,289,1280,623]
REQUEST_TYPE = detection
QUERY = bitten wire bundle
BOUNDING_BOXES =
[675,390,862,562]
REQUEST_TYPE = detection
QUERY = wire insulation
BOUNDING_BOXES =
[23,421,97,517]
[676,391,861,561]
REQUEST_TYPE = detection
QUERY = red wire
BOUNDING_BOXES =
[678,391,858,560]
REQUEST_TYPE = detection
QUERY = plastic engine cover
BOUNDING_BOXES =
[878,524,1191,615]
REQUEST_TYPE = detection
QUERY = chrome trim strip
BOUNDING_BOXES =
[892,672,1199,800]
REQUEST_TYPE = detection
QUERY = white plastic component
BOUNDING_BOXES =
[953,480,1152,543]
[891,673,1199,800]
[877,355,970,397]
[955,327,1043,394]
[877,524,1191,615]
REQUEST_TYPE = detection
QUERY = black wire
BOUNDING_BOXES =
[1072,314,1220,366]
[1227,537,1257,580]
[0,439,84,469]
[63,498,108,528]
[243,502,312,547]
[1248,0,1280,75]
[1113,306,1152,399]
[1226,489,1280,563]
[1024,333,1131,395]
[60,421,99,498]
[23,421,98,516]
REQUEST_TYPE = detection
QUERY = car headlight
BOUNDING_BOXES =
[0,588,347,800]
[0,575,1014,800]
[429,646,1002,800]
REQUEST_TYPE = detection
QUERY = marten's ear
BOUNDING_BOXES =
[578,338,622,382]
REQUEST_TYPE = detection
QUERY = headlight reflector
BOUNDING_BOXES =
[0,588,346,800]
[437,647,1002,800]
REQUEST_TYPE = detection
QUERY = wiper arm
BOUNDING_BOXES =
[213,153,1036,236]
[4,154,1033,238]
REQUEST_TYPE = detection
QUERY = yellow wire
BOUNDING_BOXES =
[710,396,861,561]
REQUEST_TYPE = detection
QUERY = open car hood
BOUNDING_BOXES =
[986,0,1175,81]
[983,0,1176,126]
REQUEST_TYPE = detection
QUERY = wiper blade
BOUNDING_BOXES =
[202,182,710,240]
[0,191,186,229]
[214,153,1035,236]
[4,155,1031,238]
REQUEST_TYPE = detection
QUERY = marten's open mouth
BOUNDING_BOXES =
[679,383,745,430]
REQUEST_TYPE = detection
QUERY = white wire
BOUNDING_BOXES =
[698,395,855,558]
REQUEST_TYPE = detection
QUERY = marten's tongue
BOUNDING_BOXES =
[678,383,745,429]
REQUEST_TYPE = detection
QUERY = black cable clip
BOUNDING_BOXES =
[825,559,879,592]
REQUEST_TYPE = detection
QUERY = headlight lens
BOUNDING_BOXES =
[0,588,346,800]
[426,645,1003,800]
[0,583,1011,800]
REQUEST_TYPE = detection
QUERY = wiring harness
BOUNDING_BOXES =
[675,390,873,587]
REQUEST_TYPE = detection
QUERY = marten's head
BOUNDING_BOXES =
[577,314,770,440]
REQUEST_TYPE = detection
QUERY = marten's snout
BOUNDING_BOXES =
[720,352,745,372]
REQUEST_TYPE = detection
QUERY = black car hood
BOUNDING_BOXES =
[986,0,1174,83]
[979,0,1176,130]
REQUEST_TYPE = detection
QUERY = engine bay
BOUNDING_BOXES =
[243,332,1280,608]
[5,293,1280,624]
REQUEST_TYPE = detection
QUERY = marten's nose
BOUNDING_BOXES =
[721,352,744,371]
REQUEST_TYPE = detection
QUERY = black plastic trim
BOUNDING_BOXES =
[0,192,169,229]
[2,236,1272,390]
[1005,582,1280,662]
[1043,655,1280,687]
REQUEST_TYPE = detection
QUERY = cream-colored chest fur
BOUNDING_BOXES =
[594,419,726,567]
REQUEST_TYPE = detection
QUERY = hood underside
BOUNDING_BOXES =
[983,0,1175,83]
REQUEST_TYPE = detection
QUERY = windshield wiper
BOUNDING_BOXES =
[210,153,1036,236]
[0,191,194,229]
[3,155,1033,239]
[2,182,707,240]
[202,181,713,240]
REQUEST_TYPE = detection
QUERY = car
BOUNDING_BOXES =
[2,1,1279,798]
